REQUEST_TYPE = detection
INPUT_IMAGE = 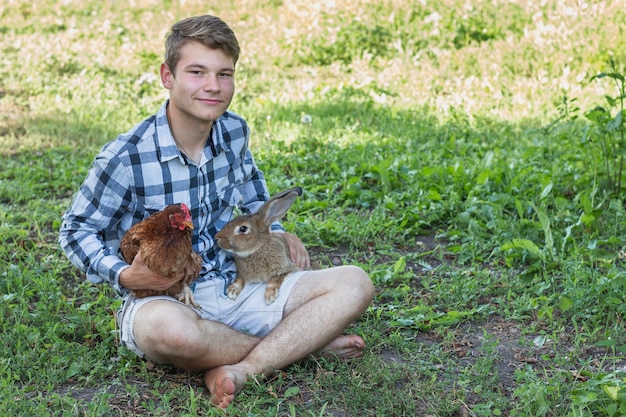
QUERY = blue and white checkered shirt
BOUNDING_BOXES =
[59,100,278,295]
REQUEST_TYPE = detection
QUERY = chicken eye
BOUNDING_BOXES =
[237,225,248,234]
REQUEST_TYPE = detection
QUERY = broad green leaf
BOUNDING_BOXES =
[532,203,554,255]
[501,239,545,260]
[393,256,406,274]
[606,109,623,131]
[603,385,619,401]
[284,387,300,398]
[580,213,596,225]
[65,362,81,379]
[539,183,553,199]
[476,169,490,185]
[559,296,573,311]
[595,339,617,347]
[584,107,607,123]
[427,189,442,201]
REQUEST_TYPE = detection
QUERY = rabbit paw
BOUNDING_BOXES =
[227,281,243,300]
[264,286,279,305]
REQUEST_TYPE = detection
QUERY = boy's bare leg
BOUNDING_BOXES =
[133,301,364,370]
[131,266,373,408]
[205,266,374,408]
[132,300,263,370]
[205,334,366,408]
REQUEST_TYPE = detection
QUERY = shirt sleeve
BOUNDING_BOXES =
[58,149,133,294]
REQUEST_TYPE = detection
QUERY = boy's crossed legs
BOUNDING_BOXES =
[122,265,374,408]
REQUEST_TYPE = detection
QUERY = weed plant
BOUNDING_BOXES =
[584,61,626,196]
[1,0,626,416]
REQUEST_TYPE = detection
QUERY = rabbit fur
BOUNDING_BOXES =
[214,187,303,304]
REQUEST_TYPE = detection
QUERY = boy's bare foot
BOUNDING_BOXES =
[205,335,366,408]
[205,365,248,409]
[320,334,366,359]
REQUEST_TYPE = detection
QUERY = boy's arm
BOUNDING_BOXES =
[58,152,133,294]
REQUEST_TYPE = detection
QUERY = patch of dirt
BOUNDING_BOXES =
[51,370,205,415]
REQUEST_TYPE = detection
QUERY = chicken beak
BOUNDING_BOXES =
[183,220,194,230]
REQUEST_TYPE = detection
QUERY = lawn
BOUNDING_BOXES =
[1,0,626,416]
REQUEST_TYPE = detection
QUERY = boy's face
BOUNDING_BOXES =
[161,41,235,126]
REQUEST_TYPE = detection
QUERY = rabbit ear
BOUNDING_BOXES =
[257,187,303,230]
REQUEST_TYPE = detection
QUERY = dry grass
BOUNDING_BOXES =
[2,0,624,134]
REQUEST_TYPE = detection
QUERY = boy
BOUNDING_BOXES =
[59,15,373,408]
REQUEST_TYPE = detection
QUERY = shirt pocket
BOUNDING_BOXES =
[217,182,243,206]
[211,182,244,229]
[138,197,170,222]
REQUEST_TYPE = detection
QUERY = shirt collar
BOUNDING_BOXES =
[210,115,231,156]
[154,101,182,163]
[154,100,231,164]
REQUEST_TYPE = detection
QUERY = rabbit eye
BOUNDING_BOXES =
[237,225,249,234]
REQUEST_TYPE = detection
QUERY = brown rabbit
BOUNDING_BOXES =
[214,187,303,304]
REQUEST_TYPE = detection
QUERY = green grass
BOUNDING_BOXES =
[2,0,626,415]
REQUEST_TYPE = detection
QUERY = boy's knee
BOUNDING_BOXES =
[134,303,202,357]
[340,265,375,302]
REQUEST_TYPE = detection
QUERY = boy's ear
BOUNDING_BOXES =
[160,63,174,89]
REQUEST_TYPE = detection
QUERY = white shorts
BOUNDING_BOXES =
[117,270,308,359]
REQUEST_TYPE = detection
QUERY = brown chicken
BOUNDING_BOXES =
[119,203,202,308]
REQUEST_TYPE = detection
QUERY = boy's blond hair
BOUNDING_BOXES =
[165,15,240,75]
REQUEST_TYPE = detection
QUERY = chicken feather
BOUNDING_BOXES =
[120,203,202,308]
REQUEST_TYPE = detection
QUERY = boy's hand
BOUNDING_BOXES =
[276,232,311,270]
[119,253,177,291]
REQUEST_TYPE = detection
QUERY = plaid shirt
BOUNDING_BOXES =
[59,100,278,295]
